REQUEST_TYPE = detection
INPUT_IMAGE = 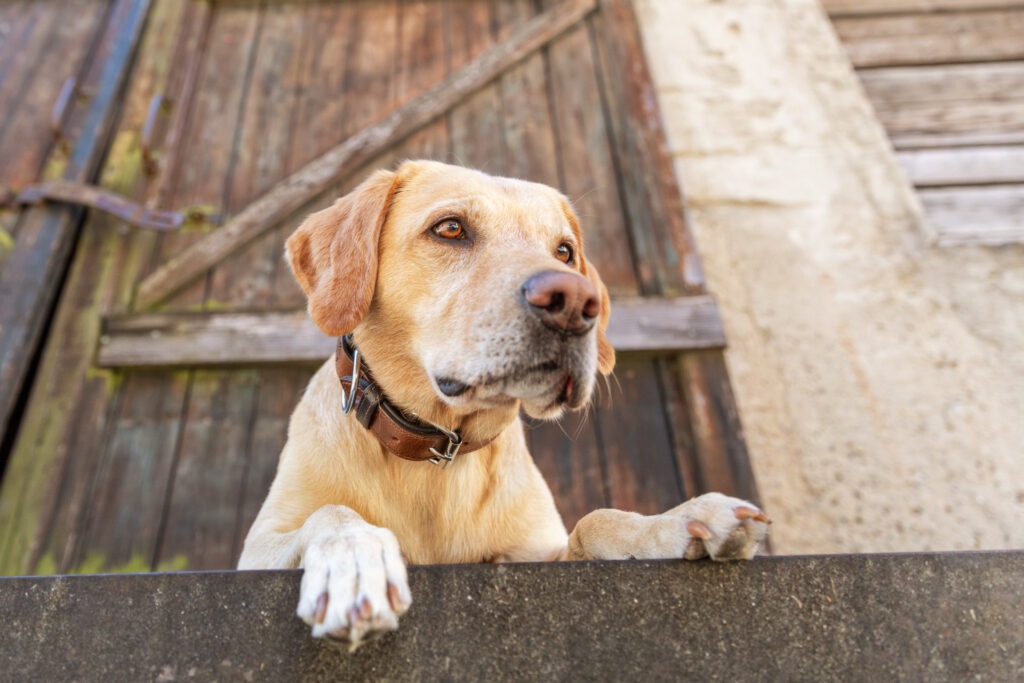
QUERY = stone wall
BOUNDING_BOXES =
[634,0,1024,553]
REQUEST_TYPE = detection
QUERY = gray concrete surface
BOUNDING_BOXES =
[1,553,1021,681]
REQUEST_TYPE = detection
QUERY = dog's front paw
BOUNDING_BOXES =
[569,493,770,561]
[296,510,411,647]
[667,492,771,561]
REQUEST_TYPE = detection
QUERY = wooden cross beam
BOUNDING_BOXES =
[97,296,726,368]
[135,0,597,309]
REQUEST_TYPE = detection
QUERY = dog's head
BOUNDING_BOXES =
[287,160,614,422]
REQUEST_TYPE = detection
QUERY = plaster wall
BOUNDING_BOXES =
[635,0,1024,553]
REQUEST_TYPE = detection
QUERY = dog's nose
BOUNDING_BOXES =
[522,270,599,335]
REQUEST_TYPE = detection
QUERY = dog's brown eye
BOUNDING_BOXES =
[555,242,574,264]
[431,218,466,240]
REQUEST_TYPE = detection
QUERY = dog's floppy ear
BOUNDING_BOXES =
[584,261,615,375]
[286,169,401,336]
[562,201,615,376]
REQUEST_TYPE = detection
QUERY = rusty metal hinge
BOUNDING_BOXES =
[2,180,185,231]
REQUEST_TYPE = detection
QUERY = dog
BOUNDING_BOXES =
[238,161,770,645]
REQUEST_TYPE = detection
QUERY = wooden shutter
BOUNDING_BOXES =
[0,0,760,575]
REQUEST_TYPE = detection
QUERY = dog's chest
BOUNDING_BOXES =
[364,464,524,565]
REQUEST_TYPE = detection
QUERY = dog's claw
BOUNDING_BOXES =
[359,596,373,620]
[314,592,329,624]
[387,582,404,612]
[687,520,713,540]
[734,506,771,524]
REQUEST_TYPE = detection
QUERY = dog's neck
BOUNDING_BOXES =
[335,335,517,464]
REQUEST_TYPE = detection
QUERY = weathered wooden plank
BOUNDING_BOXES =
[155,370,258,571]
[546,16,638,296]
[655,357,702,501]
[283,1,356,174]
[0,0,185,576]
[496,0,562,188]
[0,0,151,488]
[267,2,358,311]
[96,296,727,368]
[590,0,703,296]
[860,61,1024,148]
[68,371,190,574]
[150,2,262,310]
[444,0,499,174]
[0,2,61,271]
[232,368,311,563]
[0,1,66,189]
[135,0,597,309]
[0,3,42,104]
[389,1,449,163]
[145,1,213,212]
[594,358,684,514]
[860,61,1024,106]
[526,411,608,532]
[0,0,105,259]
[593,0,760,506]
[919,184,1024,245]
[677,351,760,502]
[823,0,1024,16]
[208,1,305,309]
[833,9,1024,67]
[897,145,1024,186]
[449,84,506,172]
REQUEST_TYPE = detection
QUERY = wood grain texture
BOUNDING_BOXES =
[496,0,561,188]
[0,0,186,575]
[154,370,258,571]
[590,0,703,296]
[208,1,307,309]
[546,17,638,296]
[69,371,190,573]
[0,0,150,484]
[823,0,1024,15]
[593,358,684,514]
[231,368,311,563]
[833,8,1024,67]
[135,0,597,309]
[860,61,1024,149]
[148,2,261,310]
[526,412,608,532]
[594,0,759,506]
[677,351,759,502]
[0,0,104,190]
[97,296,727,368]
[919,184,1024,245]
[897,145,1024,186]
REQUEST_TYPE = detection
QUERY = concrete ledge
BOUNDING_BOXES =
[2,553,1021,681]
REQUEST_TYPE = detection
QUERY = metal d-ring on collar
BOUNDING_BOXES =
[336,335,489,467]
[339,346,361,414]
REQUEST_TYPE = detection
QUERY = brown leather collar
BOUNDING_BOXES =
[334,335,495,464]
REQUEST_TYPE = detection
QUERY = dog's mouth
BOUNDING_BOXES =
[433,360,584,414]
[436,377,472,398]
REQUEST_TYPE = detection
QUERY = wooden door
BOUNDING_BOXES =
[0,0,149,460]
[0,0,759,576]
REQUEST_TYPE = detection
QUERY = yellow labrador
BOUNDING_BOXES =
[239,161,769,645]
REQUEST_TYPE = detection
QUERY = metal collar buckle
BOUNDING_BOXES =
[429,427,463,467]
[340,347,361,414]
